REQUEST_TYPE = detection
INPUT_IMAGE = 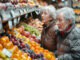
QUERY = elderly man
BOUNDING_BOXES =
[40,5,57,51]
[55,7,80,60]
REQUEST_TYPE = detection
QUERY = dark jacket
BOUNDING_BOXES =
[41,21,57,51]
[56,24,80,60]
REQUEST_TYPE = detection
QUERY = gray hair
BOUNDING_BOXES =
[40,5,56,19]
[57,7,75,24]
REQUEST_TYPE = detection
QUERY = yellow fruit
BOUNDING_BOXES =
[27,56,32,60]
[0,44,3,50]
[0,36,9,45]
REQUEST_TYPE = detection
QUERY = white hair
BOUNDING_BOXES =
[40,5,56,19]
[57,7,75,24]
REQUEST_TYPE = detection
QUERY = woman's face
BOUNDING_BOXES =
[41,10,52,25]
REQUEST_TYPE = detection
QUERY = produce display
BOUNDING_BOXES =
[0,50,13,60]
[72,0,80,22]
[20,23,40,36]
[0,0,56,59]
[13,26,55,60]
[27,19,43,33]
[0,36,32,60]
[9,35,46,60]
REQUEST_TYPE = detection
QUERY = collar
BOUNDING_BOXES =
[57,24,75,40]
[64,24,75,34]
[43,20,55,29]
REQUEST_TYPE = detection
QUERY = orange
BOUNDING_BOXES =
[21,55,27,60]
[0,36,9,44]
[11,54,21,60]
[11,45,19,54]
[31,46,35,50]
[17,50,22,56]
[6,41,13,49]
[0,44,3,50]
[23,53,28,57]
[27,56,32,60]
[51,56,55,60]
[35,50,39,53]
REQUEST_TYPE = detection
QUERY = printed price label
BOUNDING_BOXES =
[18,17,20,23]
[3,14,6,21]
[2,48,12,57]
[11,10,15,17]
[20,10,23,15]
[0,18,3,33]
[8,20,13,29]
[24,9,27,13]
[35,10,40,15]
[13,18,17,26]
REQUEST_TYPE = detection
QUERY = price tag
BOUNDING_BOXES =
[25,14,28,18]
[13,18,17,26]
[31,13,33,18]
[20,10,23,15]
[11,10,15,17]
[0,18,3,33]
[35,10,40,15]
[24,9,27,13]
[18,17,20,23]
[2,48,12,57]
[3,14,6,21]
[26,9,29,13]
[8,20,13,29]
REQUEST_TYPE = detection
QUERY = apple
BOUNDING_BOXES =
[31,34,36,39]
[22,31,30,37]
[35,38,41,43]
[20,43,26,48]
[18,26,24,33]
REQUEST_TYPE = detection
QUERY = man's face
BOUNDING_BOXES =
[56,13,69,31]
[41,10,52,25]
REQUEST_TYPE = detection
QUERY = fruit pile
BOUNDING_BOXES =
[9,35,46,60]
[28,19,43,33]
[19,23,40,36]
[14,28,55,60]
[15,25,41,43]
[0,36,32,60]
[0,50,14,60]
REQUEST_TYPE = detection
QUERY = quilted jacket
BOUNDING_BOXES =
[56,24,80,60]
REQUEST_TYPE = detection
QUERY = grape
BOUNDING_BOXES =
[25,44,30,48]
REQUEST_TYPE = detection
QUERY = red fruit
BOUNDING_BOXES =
[31,34,36,39]
[22,31,30,37]
[36,39,41,43]
[20,43,26,48]
[13,41,18,45]
[18,26,24,33]
[20,26,24,31]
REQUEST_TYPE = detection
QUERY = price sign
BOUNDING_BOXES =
[11,10,15,17]
[18,17,20,23]
[0,18,3,33]
[2,48,12,57]
[8,20,13,29]
[20,10,23,15]
[13,18,17,26]
[24,9,27,13]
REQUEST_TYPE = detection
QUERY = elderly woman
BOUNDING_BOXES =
[55,7,80,60]
[40,5,57,51]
